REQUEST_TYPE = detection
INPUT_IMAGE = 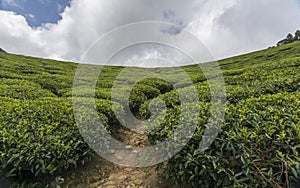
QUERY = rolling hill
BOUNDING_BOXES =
[0,41,299,187]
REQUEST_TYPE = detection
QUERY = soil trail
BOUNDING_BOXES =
[94,127,163,188]
[64,127,186,188]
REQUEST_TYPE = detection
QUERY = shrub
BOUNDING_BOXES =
[0,98,94,179]
[111,84,161,115]
[174,79,194,88]
[0,97,124,181]
[153,92,300,187]
[129,88,148,114]
[0,79,55,100]
[132,84,161,99]
[137,78,173,94]
[58,87,112,100]
[32,74,73,95]
[95,98,125,127]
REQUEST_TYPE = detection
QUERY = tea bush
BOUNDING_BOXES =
[153,92,300,187]
[137,78,173,94]
[0,79,55,99]
[132,84,161,99]
[0,97,124,180]
[0,98,92,179]
[32,74,73,95]
[58,87,112,100]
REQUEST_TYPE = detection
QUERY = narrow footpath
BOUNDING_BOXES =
[62,128,187,188]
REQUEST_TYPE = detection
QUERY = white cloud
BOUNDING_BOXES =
[28,13,34,18]
[57,3,64,13]
[0,11,45,56]
[0,0,300,66]
[197,0,300,58]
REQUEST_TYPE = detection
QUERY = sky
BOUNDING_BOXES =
[0,0,70,27]
[0,0,300,66]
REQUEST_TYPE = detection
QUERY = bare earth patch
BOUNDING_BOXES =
[61,128,188,188]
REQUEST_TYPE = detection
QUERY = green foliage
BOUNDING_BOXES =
[144,42,300,187]
[154,92,300,187]
[137,78,173,94]
[32,74,73,95]
[132,84,161,99]
[0,97,124,183]
[95,98,125,127]
[0,38,300,187]
[58,87,112,100]
[128,86,149,114]
[0,79,55,99]
[277,30,300,46]
[0,98,95,179]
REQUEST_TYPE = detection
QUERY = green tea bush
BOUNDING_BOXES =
[174,78,194,88]
[132,84,161,99]
[32,74,73,95]
[222,69,245,77]
[150,84,210,111]
[0,97,124,180]
[226,77,299,103]
[95,98,125,127]
[96,79,115,88]
[137,78,173,94]
[0,98,94,179]
[58,87,112,100]
[190,74,207,83]
[153,92,300,187]
[115,84,161,114]
[158,90,180,108]
[226,79,300,103]
[128,88,148,114]
[0,70,21,79]
[146,101,210,144]
[0,79,55,99]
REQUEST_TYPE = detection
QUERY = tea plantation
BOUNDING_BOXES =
[0,41,299,187]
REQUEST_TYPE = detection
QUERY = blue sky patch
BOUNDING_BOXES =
[0,0,71,27]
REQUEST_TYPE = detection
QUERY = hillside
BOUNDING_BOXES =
[0,41,299,187]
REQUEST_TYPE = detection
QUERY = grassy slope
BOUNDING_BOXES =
[0,41,299,187]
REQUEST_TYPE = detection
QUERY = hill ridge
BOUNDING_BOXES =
[0,48,6,53]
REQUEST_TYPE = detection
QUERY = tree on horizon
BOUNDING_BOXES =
[277,30,300,46]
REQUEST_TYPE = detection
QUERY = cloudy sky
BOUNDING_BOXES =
[0,0,300,66]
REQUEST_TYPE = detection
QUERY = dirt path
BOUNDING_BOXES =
[90,128,165,188]
[62,128,186,188]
